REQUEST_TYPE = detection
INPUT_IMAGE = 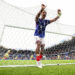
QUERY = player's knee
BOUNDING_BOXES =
[35,50,39,54]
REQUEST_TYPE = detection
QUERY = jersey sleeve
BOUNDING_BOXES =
[45,20,50,25]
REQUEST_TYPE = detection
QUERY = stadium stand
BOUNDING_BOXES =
[0,37,75,60]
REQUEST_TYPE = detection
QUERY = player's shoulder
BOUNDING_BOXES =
[44,19,51,24]
[44,19,49,21]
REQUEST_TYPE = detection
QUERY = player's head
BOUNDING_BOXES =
[41,10,47,19]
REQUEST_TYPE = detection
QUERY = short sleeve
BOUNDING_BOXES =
[45,20,50,25]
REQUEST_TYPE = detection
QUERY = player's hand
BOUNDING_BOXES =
[57,9,61,17]
[41,4,46,9]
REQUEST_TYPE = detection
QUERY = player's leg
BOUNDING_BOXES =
[35,36,41,56]
[40,43,45,55]
[36,44,45,68]
[35,41,41,55]
[40,38,45,59]
[37,44,45,61]
[36,41,43,68]
[35,36,43,68]
[35,40,41,61]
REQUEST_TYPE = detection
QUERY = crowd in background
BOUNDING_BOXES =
[44,37,75,59]
[0,37,75,60]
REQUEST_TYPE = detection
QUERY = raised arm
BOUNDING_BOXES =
[35,4,46,22]
[50,9,61,23]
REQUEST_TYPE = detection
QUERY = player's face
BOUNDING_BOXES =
[41,11,47,19]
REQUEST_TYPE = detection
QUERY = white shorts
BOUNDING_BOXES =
[35,36,45,45]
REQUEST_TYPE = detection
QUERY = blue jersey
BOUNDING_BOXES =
[34,18,50,38]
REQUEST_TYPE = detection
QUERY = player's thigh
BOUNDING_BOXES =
[35,36,41,46]
[40,38,45,48]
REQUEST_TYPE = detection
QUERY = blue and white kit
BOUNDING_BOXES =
[34,18,50,44]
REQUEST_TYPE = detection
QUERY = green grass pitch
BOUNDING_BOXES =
[0,60,75,75]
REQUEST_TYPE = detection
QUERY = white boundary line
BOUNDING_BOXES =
[0,63,75,67]
[44,63,75,66]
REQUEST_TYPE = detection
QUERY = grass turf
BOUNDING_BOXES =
[0,60,75,65]
[0,60,75,75]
